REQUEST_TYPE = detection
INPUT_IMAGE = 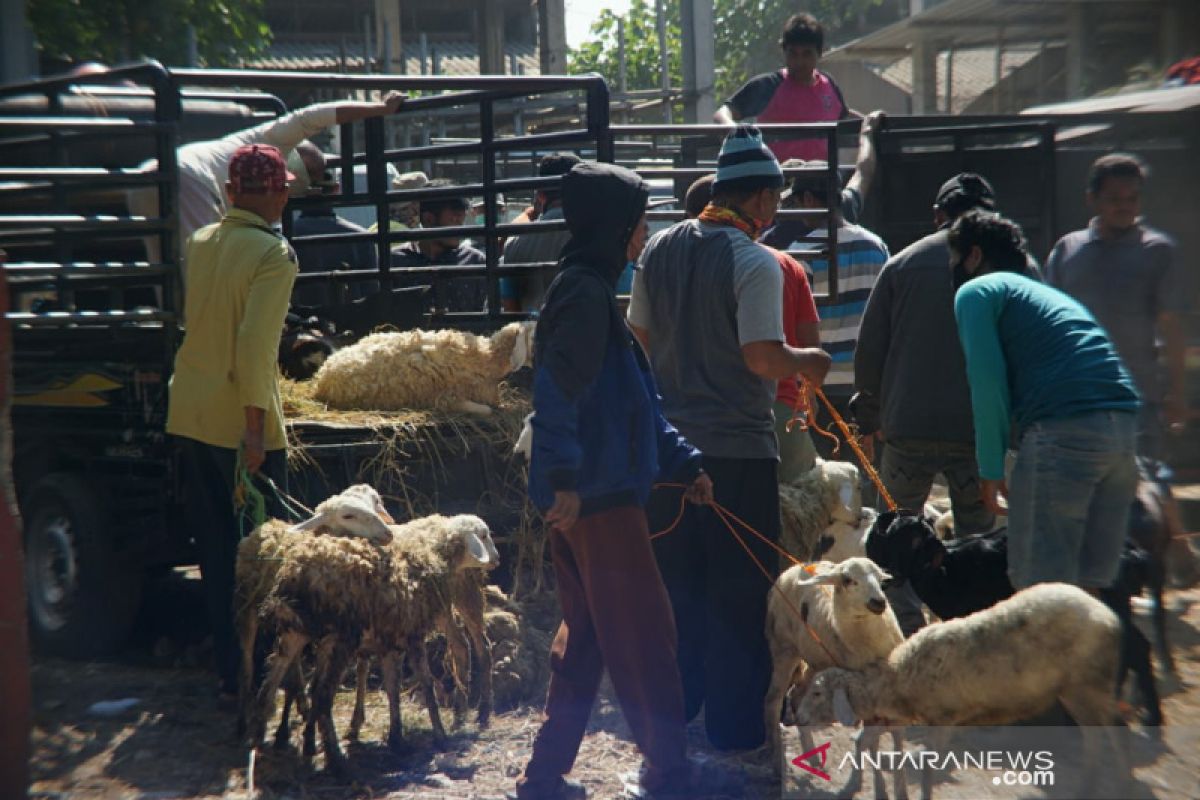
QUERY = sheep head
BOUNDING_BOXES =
[792,557,892,617]
[443,514,500,569]
[338,484,396,524]
[814,507,877,563]
[821,460,862,525]
[289,493,394,544]
[792,668,861,728]
[489,320,536,377]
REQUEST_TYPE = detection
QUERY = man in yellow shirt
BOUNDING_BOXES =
[166,143,298,699]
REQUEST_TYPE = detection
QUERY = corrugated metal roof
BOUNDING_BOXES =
[1024,83,1200,115]
[825,0,1159,59]
[244,39,540,76]
[882,46,1042,114]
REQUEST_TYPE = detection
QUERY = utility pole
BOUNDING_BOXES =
[537,0,568,75]
[655,0,673,124]
[680,0,715,123]
[479,0,505,75]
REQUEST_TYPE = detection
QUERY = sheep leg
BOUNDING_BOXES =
[312,641,355,777]
[410,636,448,746]
[764,651,803,764]
[274,658,306,751]
[1061,685,1129,799]
[381,651,405,752]
[348,655,370,742]
[251,630,307,748]
[889,726,909,800]
[1125,619,1163,726]
[919,727,952,800]
[848,724,873,800]
[464,616,494,727]
[454,399,493,416]
[302,637,336,764]
[1150,569,1174,675]
[441,617,470,727]
[236,613,258,740]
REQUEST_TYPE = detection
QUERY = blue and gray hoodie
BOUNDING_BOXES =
[528,162,703,516]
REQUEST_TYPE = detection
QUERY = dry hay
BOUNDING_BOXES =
[281,378,550,600]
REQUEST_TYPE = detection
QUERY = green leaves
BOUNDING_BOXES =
[568,0,884,104]
[27,0,271,67]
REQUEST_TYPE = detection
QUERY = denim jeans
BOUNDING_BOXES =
[1008,410,1138,590]
[879,437,995,534]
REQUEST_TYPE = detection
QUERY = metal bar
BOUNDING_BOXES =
[0,117,172,131]
[480,97,500,319]
[170,68,609,93]
[612,122,840,136]
[5,310,175,325]
[825,125,839,303]
[0,60,174,99]
[363,116,391,281]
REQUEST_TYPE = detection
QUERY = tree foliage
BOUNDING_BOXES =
[28,0,271,68]
[570,0,885,102]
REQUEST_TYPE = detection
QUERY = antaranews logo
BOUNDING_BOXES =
[790,742,833,781]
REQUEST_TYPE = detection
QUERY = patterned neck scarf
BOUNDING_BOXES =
[698,202,764,240]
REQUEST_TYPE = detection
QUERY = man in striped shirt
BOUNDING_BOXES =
[761,160,889,453]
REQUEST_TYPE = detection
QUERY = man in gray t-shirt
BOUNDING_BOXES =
[1046,153,1189,458]
[627,126,830,752]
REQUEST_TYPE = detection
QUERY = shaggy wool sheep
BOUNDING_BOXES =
[247,514,493,774]
[779,458,863,562]
[792,583,1128,800]
[764,558,904,768]
[812,507,877,563]
[311,320,535,414]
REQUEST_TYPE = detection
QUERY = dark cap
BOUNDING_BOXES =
[229,144,294,194]
[935,172,996,212]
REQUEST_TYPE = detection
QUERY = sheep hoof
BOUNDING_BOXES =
[387,730,407,754]
[477,704,492,729]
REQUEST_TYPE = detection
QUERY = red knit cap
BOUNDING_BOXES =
[228,143,295,194]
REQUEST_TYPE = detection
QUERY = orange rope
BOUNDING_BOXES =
[811,385,898,513]
[785,382,841,451]
[648,483,842,667]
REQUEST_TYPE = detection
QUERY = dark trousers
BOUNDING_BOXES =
[177,436,288,693]
[523,506,688,792]
[647,457,780,751]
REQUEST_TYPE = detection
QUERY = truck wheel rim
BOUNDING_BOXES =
[28,515,77,633]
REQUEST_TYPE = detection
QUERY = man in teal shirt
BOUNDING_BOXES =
[951,210,1139,590]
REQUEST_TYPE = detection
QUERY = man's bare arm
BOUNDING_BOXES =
[795,321,820,349]
[334,91,406,124]
[713,105,737,126]
[742,340,830,384]
[844,110,884,202]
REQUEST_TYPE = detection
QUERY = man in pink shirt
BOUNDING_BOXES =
[715,13,852,162]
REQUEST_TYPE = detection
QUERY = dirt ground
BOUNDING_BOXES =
[27,569,1200,800]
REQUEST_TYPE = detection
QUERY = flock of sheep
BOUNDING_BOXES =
[251,320,1170,798]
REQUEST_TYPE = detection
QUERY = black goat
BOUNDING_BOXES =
[279,313,338,381]
[1128,458,1174,675]
[866,510,1163,726]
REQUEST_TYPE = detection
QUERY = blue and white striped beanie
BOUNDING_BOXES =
[713,125,784,193]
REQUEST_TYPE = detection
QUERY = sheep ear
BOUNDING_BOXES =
[833,686,857,727]
[462,529,492,567]
[508,324,531,373]
[838,482,855,514]
[793,566,842,587]
[290,513,324,533]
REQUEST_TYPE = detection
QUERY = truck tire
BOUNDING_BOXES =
[23,473,142,657]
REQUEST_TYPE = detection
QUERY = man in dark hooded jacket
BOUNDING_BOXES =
[515,162,723,800]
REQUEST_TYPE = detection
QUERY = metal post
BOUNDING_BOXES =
[420,32,429,75]
[680,0,715,123]
[993,32,1004,114]
[186,25,199,67]
[825,126,839,302]
[655,0,672,124]
[480,98,499,319]
[617,17,628,124]
[944,47,954,114]
[363,14,373,73]
[365,117,391,282]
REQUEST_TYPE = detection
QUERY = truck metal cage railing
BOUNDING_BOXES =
[170,69,612,331]
[0,62,181,359]
[609,122,845,304]
[868,118,1057,259]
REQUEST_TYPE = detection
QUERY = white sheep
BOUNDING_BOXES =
[248,513,494,774]
[234,488,394,739]
[792,582,1128,800]
[348,514,501,740]
[312,321,535,415]
[812,507,878,563]
[779,458,863,562]
[765,556,905,797]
